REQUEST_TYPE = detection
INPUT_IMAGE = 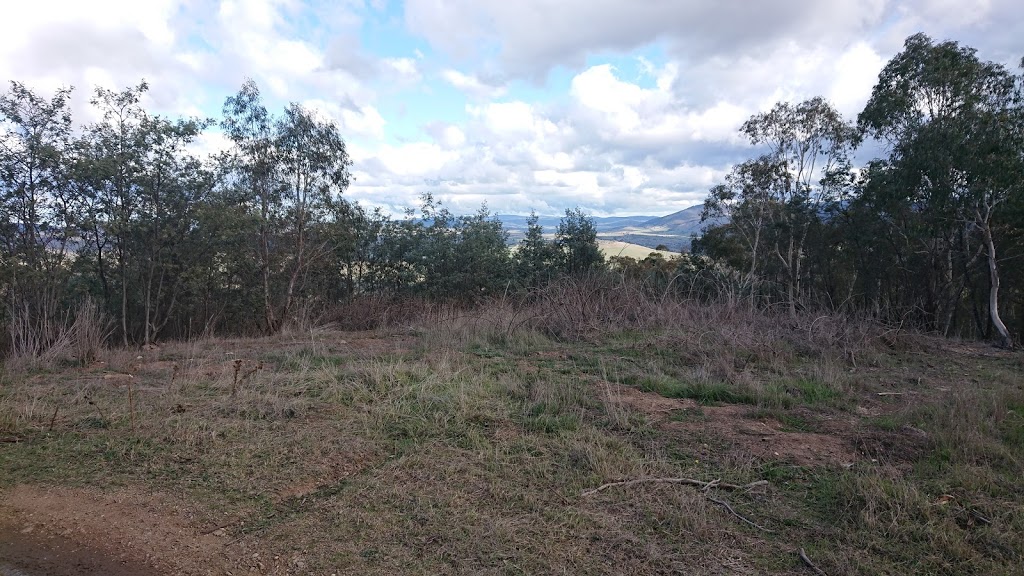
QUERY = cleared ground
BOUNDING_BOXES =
[1,307,1022,575]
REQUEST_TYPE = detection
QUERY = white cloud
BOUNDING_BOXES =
[441,70,507,100]
[405,0,890,79]
[302,98,387,140]
[5,0,1024,219]
[383,57,421,83]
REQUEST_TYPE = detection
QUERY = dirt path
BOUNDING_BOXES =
[0,485,236,576]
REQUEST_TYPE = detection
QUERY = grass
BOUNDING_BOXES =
[0,303,1022,575]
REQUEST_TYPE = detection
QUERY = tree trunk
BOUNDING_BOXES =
[981,221,1012,348]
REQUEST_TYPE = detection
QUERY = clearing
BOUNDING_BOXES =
[1,308,1022,575]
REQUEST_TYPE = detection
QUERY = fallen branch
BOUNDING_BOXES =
[799,548,828,576]
[705,493,774,533]
[581,477,767,497]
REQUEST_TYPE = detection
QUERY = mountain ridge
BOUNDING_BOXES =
[498,204,716,252]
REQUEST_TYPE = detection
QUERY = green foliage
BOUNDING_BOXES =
[4,31,1024,353]
[697,33,1024,344]
[360,195,513,302]
[0,81,76,355]
[556,207,604,275]
[515,211,558,288]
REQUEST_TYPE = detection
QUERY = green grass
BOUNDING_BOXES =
[635,374,758,405]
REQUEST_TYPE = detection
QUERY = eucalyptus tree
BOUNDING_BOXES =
[740,97,855,316]
[859,33,1023,346]
[134,115,214,344]
[221,82,354,332]
[274,102,352,323]
[221,79,282,333]
[702,158,785,302]
[0,81,75,353]
[76,81,152,345]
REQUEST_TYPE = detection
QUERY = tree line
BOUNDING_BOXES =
[1,32,1021,359]
[0,75,603,356]
[695,33,1024,348]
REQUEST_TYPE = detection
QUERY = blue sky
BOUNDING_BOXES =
[1,0,1021,217]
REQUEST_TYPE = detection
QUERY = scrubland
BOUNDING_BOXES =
[1,281,1022,575]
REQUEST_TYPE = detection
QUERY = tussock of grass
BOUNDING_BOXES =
[637,375,758,405]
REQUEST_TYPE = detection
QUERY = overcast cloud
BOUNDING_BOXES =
[2,0,1022,216]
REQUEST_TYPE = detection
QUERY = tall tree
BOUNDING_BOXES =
[79,81,151,345]
[859,33,1023,347]
[0,82,75,354]
[702,98,854,315]
[134,115,213,344]
[221,79,282,333]
[741,97,854,317]
[274,103,352,324]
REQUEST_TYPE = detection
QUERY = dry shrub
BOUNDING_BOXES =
[326,295,440,331]
[279,298,326,335]
[5,296,112,370]
[6,292,70,363]
[70,297,111,365]
[321,274,919,376]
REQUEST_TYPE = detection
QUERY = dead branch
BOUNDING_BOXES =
[705,493,774,533]
[581,477,767,497]
[799,548,828,576]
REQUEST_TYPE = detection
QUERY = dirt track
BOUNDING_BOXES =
[0,485,235,576]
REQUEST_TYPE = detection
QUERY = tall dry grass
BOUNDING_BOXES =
[5,296,112,371]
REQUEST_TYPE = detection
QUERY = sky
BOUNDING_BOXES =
[1,0,1021,217]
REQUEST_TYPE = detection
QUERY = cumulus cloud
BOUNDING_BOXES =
[405,0,891,78]
[4,0,1023,218]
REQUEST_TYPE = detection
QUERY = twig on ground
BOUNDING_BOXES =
[705,493,775,533]
[581,477,767,497]
[799,548,828,576]
[48,405,59,431]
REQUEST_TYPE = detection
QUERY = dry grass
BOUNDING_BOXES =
[1,296,1022,575]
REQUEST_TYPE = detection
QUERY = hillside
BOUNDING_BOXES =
[501,204,721,252]
[2,296,1021,575]
[597,240,677,260]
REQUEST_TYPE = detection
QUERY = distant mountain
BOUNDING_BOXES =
[638,205,708,232]
[497,204,725,253]
[597,205,723,252]
[497,214,655,232]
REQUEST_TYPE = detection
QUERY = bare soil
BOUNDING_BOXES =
[0,485,234,576]
[604,381,860,466]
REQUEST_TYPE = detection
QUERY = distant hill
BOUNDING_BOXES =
[498,204,724,253]
[597,240,677,260]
